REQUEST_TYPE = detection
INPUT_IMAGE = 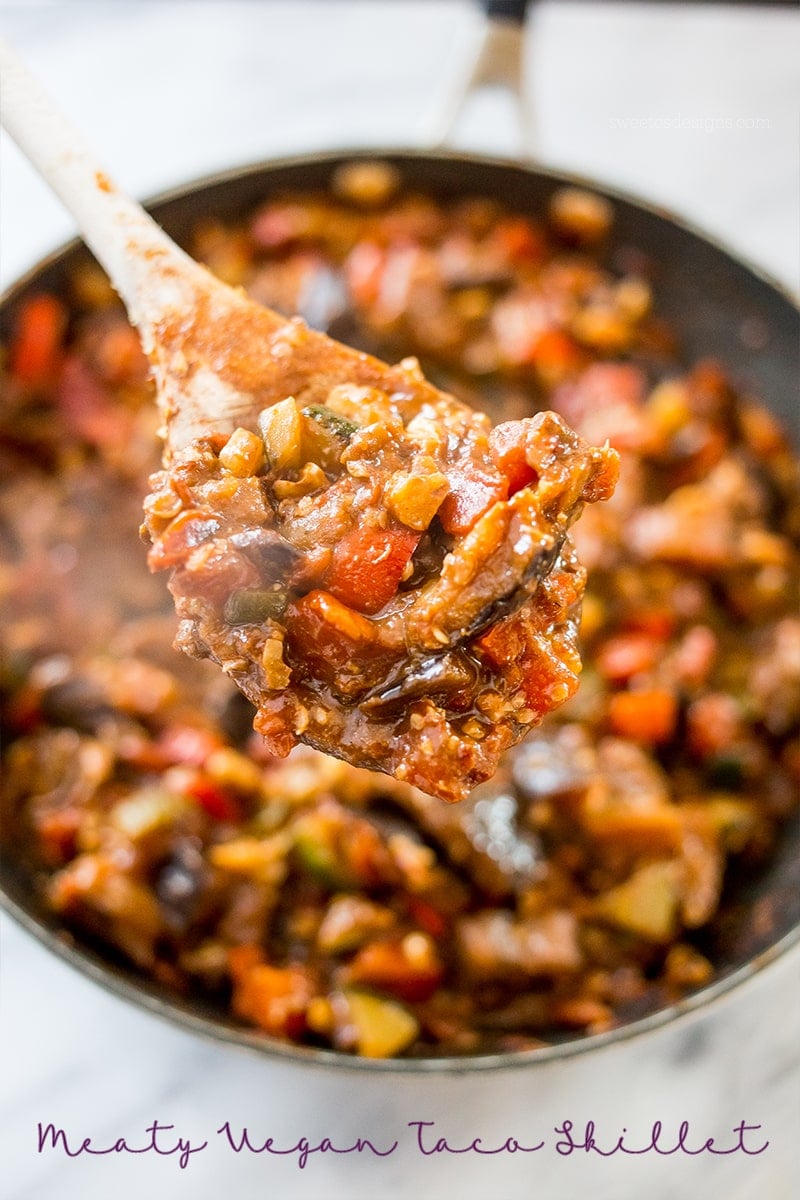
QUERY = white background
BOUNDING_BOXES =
[1,3,799,1199]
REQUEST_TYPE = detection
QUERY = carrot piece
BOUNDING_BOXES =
[492,216,546,264]
[607,689,678,745]
[527,328,582,373]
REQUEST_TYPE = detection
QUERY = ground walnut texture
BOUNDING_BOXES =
[143,378,618,801]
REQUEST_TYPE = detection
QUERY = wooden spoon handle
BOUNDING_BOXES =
[0,37,203,349]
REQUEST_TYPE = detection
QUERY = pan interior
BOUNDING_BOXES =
[1,150,798,1071]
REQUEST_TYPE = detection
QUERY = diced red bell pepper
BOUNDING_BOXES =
[288,589,377,662]
[326,528,420,614]
[437,467,508,535]
[186,776,241,823]
[56,355,134,449]
[9,293,67,386]
[405,897,449,940]
[346,937,444,1003]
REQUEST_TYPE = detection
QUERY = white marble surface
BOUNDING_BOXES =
[1,3,799,1199]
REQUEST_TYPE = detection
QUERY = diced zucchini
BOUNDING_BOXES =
[301,405,359,471]
[224,587,287,625]
[316,895,395,954]
[303,404,359,441]
[591,860,681,942]
[110,788,190,840]
[341,988,419,1058]
[291,813,355,889]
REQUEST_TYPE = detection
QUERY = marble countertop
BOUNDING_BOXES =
[1,4,798,1198]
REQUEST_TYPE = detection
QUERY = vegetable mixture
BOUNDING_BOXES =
[1,162,798,1058]
[144,395,616,803]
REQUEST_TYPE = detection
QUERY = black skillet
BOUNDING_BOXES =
[1,1,798,1073]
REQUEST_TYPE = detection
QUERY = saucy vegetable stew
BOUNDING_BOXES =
[144,396,616,803]
[1,162,798,1058]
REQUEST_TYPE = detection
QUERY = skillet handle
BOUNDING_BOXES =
[425,0,535,158]
[480,0,529,21]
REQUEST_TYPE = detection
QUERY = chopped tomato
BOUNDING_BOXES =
[250,202,315,249]
[9,293,67,386]
[289,588,377,648]
[607,689,678,745]
[326,528,419,614]
[147,510,222,570]
[4,686,42,735]
[437,467,508,535]
[491,216,546,264]
[158,724,224,767]
[35,808,81,865]
[622,607,676,641]
[286,589,379,682]
[686,693,745,758]
[344,240,386,307]
[671,626,718,688]
[596,633,662,683]
[177,544,259,609]
[489,421,539,495]
[555,363,644,430]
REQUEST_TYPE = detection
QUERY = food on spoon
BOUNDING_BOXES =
[2,171,798,1060]
[143,375,617,801]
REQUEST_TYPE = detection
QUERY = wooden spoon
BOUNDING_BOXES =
[0,38,451,455]
[1,39,619,799]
